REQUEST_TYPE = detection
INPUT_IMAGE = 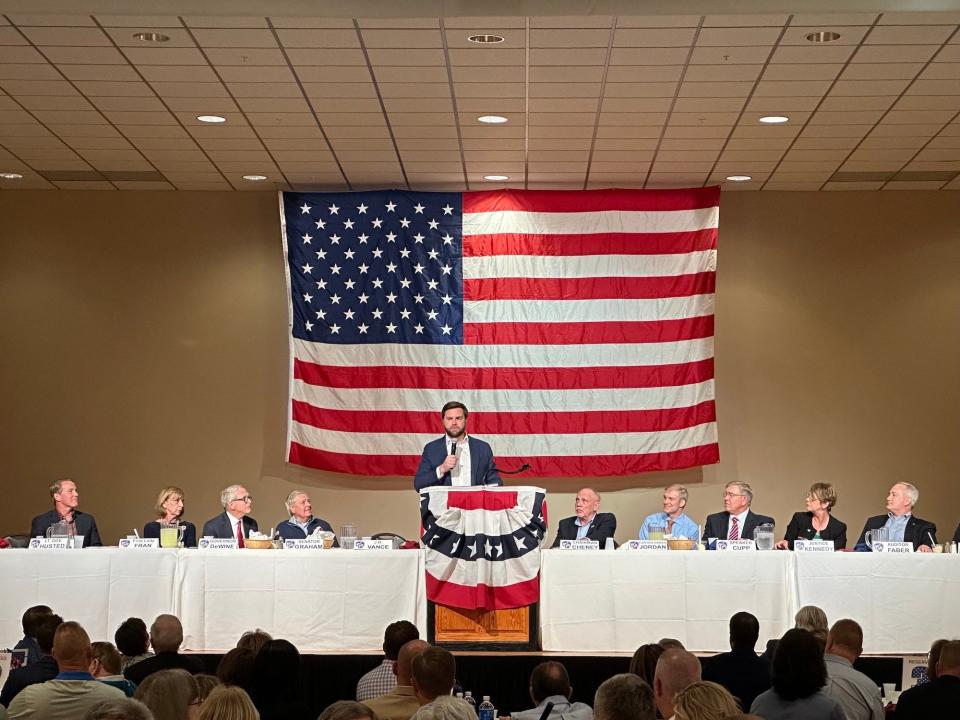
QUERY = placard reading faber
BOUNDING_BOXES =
[624,540,668,551]
[715,539,756,551]
[794,539,835,552]
[873,541,914,553]
[354,539,394,550]
[198,538,239,550]
[28,537,70,550]
[283,539,327,549]
[118,538,160,549]
[559,539,600,550]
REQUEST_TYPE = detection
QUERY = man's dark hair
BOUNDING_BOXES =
[412,646,456,700]
[771,628,827,701]
[215,647,256,691]
[531,661,572,704]
[440,401,468,418]
[383,620,420,660]
[115,618,149,657]
[730,612,760,650]
[595,674,656,720]
[22,605,53,636]
[35,613,64,654]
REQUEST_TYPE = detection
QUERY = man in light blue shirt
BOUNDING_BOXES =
[639,484,699,540]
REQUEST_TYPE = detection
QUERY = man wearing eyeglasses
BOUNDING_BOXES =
[702,481,774,548]
[201,484,259,546]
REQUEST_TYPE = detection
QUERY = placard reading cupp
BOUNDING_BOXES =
[198,538,239,550]
[28,537,70,550]
[794,539,834,552]
[625,540,668,551]
[284,539,326,549]
[559,539,600,550]
[354,539,393,550]
[873,541,913,553]
[118,538,160,549]
[715,539,756,551]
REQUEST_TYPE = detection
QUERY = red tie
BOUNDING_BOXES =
[236,520,245,548]
[729,516,740,541]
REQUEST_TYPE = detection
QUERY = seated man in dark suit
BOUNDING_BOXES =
[29,478,102,547]
[123,614,204,685]
[201,484,259,545]
[0,613,63,707]
[952,520,959,545]
[702,481,775,546]
[701,611,771,712]
[413,401,502,491]
[894,640,960,719]
[276,490,337,544]
[551,488,617,547]
[854,482,936,552]
[12,605,53,666]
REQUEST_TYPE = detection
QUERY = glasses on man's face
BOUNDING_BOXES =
[232,496,253,503]
[722,492,744,499]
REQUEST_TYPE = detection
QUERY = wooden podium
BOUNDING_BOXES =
[428,601,538,651]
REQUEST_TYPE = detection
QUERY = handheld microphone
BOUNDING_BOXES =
[450,441,458,457]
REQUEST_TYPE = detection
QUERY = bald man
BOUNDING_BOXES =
[123,614,203,685]
[364,639,430,720]
[551,488,617,548]
[654,649,702,720]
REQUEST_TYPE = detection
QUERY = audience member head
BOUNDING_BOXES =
[529,661,573,704]
[135,669,199,720]
[629,643,665,685]
[927,638,948,680]
[825,619,863,663]
[150,614,184,653]
[53,621,93,672]
[383,620,420,661]
[654,648,702,720]
[318,700,380,720]
[594,673,656,720]
[771,628,827,701]
[90,641,123,678]
[395,639,430,686]
[794,605,828,650]
[251,638,302,707]
[194,675,221,703]
[411,646,456,704]
[673,681,741,720]
[722,481,753,515]
[85,698,155,720]
[235,629,272,655]
[35,613,64,654]
[729,612,760,652]
[659,638,685,650]
[216,648,256,691]
[197,686,258,720]
[937,640,960,679]
[155,486,186,521]
[21,604,52,637]
[411,696,476,720]
[116,617,151,657]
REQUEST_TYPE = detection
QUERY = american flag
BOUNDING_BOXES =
[280,188,719,478]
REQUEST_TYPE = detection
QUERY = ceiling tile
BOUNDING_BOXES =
[852,45,939,63]
[780,26,870,45]
[770,45,856,63]
[368,48,445,65]
[611,48,690,65]
[830,78,911,96]
[19,27,111,46]
[678,81,753,97]
[104,27,196,48]
[276,29,360,48]
[866,25,956,45]
[190,29,279,48]
[762,64,843,81]
[603,82,677,97]
[690,46,773,64]
[613,28,696,47]
[123,47,207,65]
[605,66,684,82]
[40,46,128,64]
[683,64,763,82]
[698,27,783,46]
[909,79,960,95]
[840,63,924,80]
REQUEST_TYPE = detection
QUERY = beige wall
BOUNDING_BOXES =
[1,190,958,546]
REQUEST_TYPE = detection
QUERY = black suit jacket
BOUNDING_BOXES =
[551,513,617,548]
[782,511,847,550]
[143,520,198,548]
[29,509,102,547]
[855,514,936,550]
[701,649,771,712]
[413,436,502,491]
[200,512,259,540]
[952,521,959,544]
[0,654,58,707]
[703,510,775,544]
[123,650,205,685]
[893,674,960,719]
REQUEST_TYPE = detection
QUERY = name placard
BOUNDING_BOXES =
[198,538,239,550]
[283,539,327,549]
[559,539,600,550]
[118,538,160,549]
[716,539,756,551]
[624,540,668,551]
[873,541,914,554]
[28,537,70,550]
[794,539,835,552]
[354,539,394,550]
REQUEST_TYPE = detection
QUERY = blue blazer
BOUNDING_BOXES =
[29,509,102,547]
[201,512,259,540]
[413,436,502,491]
[143,520,198,548]
[277,517,338,546]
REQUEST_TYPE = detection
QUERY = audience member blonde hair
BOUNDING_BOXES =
[134,669,199,720]
[794,605,829,649]
[674,681,741,720]
[197,686,259,720]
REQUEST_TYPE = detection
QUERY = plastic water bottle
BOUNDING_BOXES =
[464,691,477,715]
[478,695,495,720]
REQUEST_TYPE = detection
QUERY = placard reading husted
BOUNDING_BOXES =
[715,539,756,551]
[559,539,600,550]
[794,539,835,552]
[28,538,70,550]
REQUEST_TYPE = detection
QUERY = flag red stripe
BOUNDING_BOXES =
[463,316,714,345]
[463,272,715,301]
[292,401,716,435]
[445,492,520,511]
[463,187,720,213]
[288,442,719,477]
[462,229,717,256]
[294,358,714,390]
[425,573,540,610]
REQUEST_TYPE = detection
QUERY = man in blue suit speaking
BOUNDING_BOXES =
[414,401,502,491]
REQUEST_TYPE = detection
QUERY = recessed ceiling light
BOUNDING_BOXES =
[132,32,170,43]
[197,115,226,124]
[759,115,790,124]
[468,34,505,44]
[725,175,752,182]
[242,175,268,181]
[477,115,508,124]
[0,172,23,179]
[483,175,509,181]
[805,31,841,43]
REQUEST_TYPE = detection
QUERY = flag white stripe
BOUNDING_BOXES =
[462,207,719,236]
[463,295,714,323]
[290,420,717,456]
[423,487,545,521]
[428,508,543,537]
[292,378,716,413]
[425,552,541,586]
[293,337,715,368]
[463,250,716,279]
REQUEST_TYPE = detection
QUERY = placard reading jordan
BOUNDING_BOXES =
[280,188,719,477]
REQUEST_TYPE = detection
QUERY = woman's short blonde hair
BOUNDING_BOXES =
[673,681,741,720]
[154,486,185,519]
[808,483,837,511]
[197,686,259,720]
